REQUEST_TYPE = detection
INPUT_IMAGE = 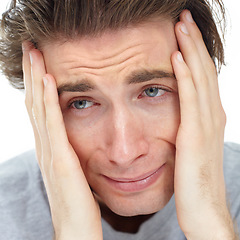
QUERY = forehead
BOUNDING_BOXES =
[42,19,178,84]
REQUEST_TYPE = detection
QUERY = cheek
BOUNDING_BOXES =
[62,114,102,168]
[62,94,180,168]
[142,95,180,143]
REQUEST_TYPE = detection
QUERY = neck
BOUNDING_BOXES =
[99,202,155,233]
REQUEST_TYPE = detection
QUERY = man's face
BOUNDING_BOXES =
[42,19,180,216]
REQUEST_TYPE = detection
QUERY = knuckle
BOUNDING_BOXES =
[215,107,227,129]
[220,109,227,126]
[43,91,49,104]
[207,60,218,75]
[24,97,32,111]
[193,25,203,39]
[45,118,54,132]
[182,67,192,80]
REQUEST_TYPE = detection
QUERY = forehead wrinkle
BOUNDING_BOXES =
[57,42,148,72]
[92,43,146,62]
[57,67,176,96]
[63,52,144,74]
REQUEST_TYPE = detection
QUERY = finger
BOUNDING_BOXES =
[30,49,51,167]
[22,41,42,157]
[179,10,222,108]
[30,49,46,127]
[180,10,217,76]
[175,18,216,123]
[175,21,208,93]
[180,10,225,119]
[171,51,200,126]
[22,41,34,110]
[43,74,81,171]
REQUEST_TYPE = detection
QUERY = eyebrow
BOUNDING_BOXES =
[58,80,94,95]
[57,69,175,95]
[127,69,175,84]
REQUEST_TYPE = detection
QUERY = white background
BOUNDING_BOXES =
[0,0,239,162]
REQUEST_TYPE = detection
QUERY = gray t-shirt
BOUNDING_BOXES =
[0,143,240,240]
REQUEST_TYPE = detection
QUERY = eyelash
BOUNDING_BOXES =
[68,85,171,110]
[140,85,171,99]
[68,98,97,110]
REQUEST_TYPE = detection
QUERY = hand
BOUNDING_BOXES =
[171,10,236,239]
[22,42,102,240]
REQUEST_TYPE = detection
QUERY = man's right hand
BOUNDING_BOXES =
[22,41,103,240]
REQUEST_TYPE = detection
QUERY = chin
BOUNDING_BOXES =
[93,163,175,217]
[112,192,174,217]
[95,181,174,217]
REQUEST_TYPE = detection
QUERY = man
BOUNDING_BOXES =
[0,0,239,239]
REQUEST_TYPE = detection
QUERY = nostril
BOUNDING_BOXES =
[108,140,149,167]
[105,108,149,167]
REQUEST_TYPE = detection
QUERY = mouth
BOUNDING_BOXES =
[103,164,165,193]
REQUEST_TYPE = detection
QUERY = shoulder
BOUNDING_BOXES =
[223,142,240,188]
[0,151,53,240]
[223,142,240,176]
[0,150,41,205]
[223,142,240,226]
[224,142,240,158]
[0,150,38,175]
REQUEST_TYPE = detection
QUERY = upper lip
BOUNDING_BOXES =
[105,165,164,183]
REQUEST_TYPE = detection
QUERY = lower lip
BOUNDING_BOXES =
[104,164,165,193]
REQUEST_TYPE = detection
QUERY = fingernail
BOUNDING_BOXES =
[177,52,184,62]
[186,11,194,23]
[180,23,189,35]
[43,77,48,87]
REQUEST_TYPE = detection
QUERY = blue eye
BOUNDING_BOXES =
[144,87,166,97]
[72,100,93,109]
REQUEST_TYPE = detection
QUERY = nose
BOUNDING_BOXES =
[106,105,149,167]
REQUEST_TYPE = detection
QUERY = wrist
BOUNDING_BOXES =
[185,218,237,240]
[53,224,103,240]
[54,232,103,240]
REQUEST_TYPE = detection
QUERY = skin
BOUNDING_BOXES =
[22,10,237,240]
[44,18,179,218]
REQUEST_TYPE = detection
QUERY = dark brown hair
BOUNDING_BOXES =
[0,0,226,89]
